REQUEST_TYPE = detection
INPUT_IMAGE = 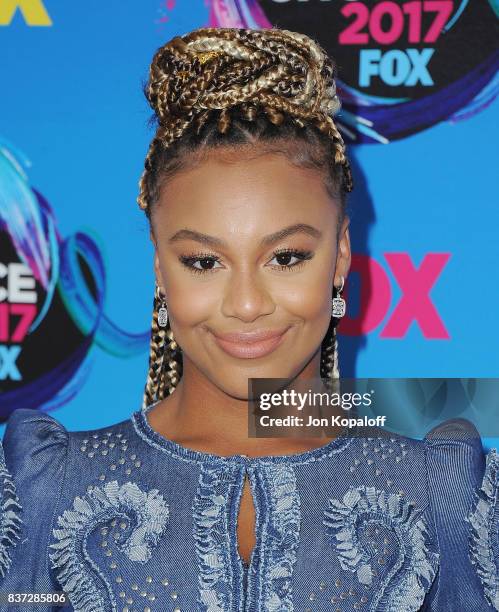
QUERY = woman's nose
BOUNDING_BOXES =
[220,270,275,321]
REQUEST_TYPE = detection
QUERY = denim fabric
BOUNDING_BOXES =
[0,401,496,612]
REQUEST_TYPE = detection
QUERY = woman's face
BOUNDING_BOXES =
[150,149,351,400]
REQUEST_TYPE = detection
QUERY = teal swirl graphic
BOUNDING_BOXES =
[0,139,149,417]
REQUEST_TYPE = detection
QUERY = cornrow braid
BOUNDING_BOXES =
[138,27,353,408]
[142,290,182,409]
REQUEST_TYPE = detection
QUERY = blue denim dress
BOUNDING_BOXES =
[0,400,497,612]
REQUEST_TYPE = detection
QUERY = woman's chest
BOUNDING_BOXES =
[49,443,436,611]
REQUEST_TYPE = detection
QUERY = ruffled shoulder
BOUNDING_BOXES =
[467,447,499,610]
[0,440,22,578]
[0,409,69,582]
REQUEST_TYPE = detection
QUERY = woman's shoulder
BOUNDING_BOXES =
[421,417,487,505]
[2,406,135,453]
[417,418,487,534]
[422,417,485,469]
[2,408,70,465]
[420,418,499,609]
[374,417,486,472]
[391,417,488,510]
[352,420,494,609]
[0,408,71,582]
[343,418,485,476]
[1,408,127,469]
[0,408,139,583]
[0,406,144,508]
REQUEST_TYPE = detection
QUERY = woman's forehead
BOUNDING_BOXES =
[156,152,334,213]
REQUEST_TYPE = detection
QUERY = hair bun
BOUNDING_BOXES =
[144,27,342,125]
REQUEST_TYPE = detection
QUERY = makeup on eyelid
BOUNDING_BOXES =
[178,248,314,275]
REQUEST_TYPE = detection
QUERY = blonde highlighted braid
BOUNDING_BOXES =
[137,27,353,409]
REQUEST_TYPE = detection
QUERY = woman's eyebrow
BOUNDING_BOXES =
[168,223,322,248]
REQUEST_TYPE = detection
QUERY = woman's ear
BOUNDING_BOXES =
[153,248,166,293]
[335,215,351,286]
[151,228,166,292]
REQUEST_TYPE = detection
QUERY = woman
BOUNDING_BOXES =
[1,27,497,612]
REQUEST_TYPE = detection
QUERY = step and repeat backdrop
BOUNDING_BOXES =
[1,1,498,440]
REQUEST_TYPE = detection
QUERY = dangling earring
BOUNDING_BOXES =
[332,275,346,318]
[156,285,168,327]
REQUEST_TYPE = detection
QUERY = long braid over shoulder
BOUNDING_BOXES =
[137,27,353,409]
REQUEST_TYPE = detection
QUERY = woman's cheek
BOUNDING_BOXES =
[277,264,333,321]
[166,283,216,343]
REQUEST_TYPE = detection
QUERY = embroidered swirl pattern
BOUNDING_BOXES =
[323,486,438,611]
[0,445,23,578]
[193,465,234,612]
[259,465,301,611]
[49,480,169,612]
[192,463,301,612]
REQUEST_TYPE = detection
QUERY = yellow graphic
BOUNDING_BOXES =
[0,0,52,26]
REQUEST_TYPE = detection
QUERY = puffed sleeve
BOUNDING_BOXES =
[0,408,69,608]
[423,418,490,610]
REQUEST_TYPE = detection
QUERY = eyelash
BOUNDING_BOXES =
[179,248,314,275]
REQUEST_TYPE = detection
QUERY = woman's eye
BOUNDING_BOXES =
[179,249,313,276]
[179,254,222,275]
[269,250,311,269]
[192,257,222,271]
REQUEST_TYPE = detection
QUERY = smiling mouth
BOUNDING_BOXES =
[210,327,291,359]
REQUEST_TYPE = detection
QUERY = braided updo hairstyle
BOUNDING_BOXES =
[137,27,354,409]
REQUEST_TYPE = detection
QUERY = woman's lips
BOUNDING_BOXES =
[211,327,290,359]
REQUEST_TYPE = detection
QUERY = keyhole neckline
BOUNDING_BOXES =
[132,399,353,466]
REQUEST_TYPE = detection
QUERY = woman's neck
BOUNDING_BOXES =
[145,357,343,458]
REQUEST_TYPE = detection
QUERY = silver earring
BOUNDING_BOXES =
[156,285,168,327]
[332,275,346,318]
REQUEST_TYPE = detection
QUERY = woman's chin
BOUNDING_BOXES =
[212,369,299,403]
